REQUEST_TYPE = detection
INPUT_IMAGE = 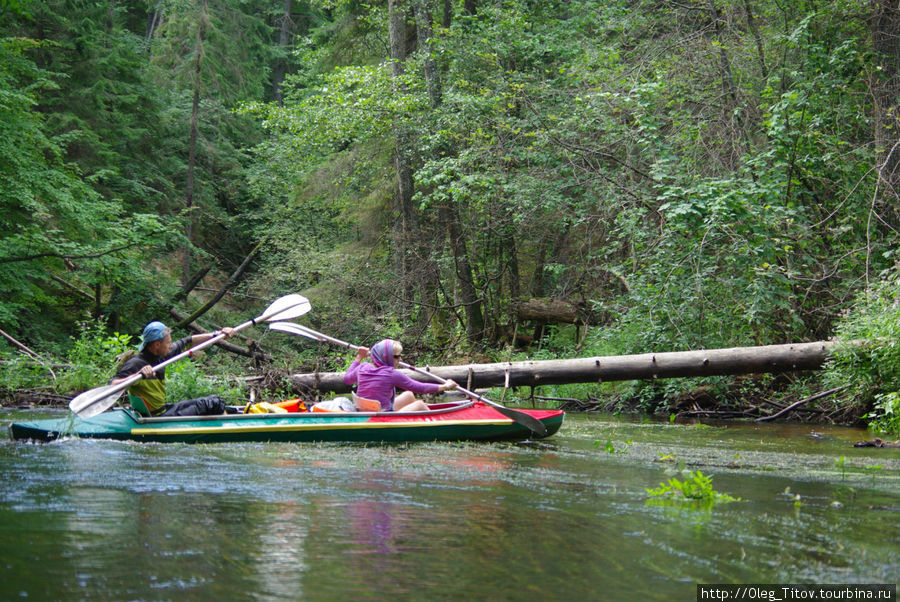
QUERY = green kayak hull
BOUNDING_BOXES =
[9,402,564,444]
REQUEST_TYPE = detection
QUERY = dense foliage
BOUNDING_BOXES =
[1,0,897,423]
[246,0,897,349]
[824,272,900,435]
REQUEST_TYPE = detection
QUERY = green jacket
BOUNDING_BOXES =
[112,337,190,416]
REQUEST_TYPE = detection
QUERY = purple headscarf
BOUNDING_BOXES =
[369,339,396,367]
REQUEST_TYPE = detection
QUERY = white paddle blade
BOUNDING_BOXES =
[262,294,311,322]
[69,383,127,418]
[269,321,322,341]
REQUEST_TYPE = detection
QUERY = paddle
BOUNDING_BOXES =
[69,294,312,419]
[268,321,548,437]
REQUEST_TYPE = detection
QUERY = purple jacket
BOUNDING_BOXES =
[343,339,440,410]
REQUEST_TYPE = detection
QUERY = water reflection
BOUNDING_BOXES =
[249,503,308,599]
[1,409,898,600]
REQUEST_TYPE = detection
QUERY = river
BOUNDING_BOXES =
[1,408,897,600]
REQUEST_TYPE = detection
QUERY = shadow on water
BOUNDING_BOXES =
[1,408,897,600]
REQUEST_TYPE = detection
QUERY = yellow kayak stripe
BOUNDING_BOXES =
[131,418,514,436]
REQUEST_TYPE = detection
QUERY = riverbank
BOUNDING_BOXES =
[554,386,862,424]
[1,389,73,408]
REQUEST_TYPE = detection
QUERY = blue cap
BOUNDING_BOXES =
[139,321,169,351]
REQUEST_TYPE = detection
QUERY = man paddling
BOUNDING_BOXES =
[111,321,236,417]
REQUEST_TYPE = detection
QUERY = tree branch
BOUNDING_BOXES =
[173,243,261,329]
[172,265,211,304]
[0,327,57,379]
[48,274,95,301]
[0,243,140,265]
[755,386,849,422]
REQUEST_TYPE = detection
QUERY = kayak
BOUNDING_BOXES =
[8,401,564,444]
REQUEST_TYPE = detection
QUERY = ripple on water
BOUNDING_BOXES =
[1,409,898,599]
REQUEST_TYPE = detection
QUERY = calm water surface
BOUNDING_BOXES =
[1,408,898,600]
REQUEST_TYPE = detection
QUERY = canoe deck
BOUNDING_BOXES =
[9,401,564,444]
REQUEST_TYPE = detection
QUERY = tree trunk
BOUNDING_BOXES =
[442,0,451,28]
[146,8,162,41]
[409,0,450,340]
[289,341,837,393]
[442,203,485,341]
[506,234,521,302]
[414,0,441,108]
[172,265,211,304]
[741,0,767,78]
[183,0,208,286]
[412,0,481,341]
[272,0,293,105]
[871,0,900,225]
[172,243,260,328]
[531,240,548,297]
[389,0,416,312]
[707,0,745,164]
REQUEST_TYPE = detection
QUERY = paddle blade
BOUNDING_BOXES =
[69,382,127,419]
[269,321,321,340]
[262,294,311,322]
[489,403,548,437]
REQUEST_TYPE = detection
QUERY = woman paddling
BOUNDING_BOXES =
[343,339,457,412]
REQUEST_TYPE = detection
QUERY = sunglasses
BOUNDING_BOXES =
[393,354,402,358]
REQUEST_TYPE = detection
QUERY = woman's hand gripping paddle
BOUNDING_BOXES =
[68,294,312,419]
[268,321,548,437]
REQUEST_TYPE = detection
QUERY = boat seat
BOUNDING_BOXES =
[352,393,382,412]
[128,394,152,417]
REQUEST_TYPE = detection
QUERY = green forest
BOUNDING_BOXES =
[1,0,898,432]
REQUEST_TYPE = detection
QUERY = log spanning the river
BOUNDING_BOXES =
[289,341,837,394]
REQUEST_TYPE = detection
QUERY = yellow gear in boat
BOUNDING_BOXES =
[247,402,287,414]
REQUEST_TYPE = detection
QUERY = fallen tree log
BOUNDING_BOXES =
[516,298,586,324]
[289,341,837,394]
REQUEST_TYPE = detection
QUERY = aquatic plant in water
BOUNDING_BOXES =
[862,464,883,485]
[597,439,631,454]
[834,456,847,480]
[646,470,740,506]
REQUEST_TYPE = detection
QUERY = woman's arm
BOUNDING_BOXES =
[343,361,361,385]
[391,370,442,395]
[343,346,369,385]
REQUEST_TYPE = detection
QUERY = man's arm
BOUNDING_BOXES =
[188,326,236,347]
